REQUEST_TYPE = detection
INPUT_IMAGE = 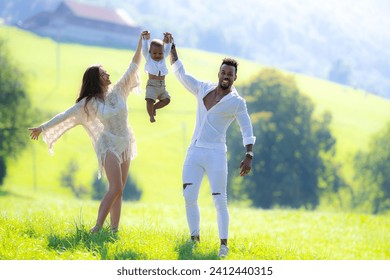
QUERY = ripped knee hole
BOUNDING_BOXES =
[183,183,193,190]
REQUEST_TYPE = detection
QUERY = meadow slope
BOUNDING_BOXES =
[1,26,389,205]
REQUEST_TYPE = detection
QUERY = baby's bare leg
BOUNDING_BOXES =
[146,98,156,122]
[154,98,171,111]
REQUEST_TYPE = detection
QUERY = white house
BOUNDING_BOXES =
[19,0,142,48]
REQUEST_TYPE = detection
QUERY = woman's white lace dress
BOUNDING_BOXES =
[40,62,140,178]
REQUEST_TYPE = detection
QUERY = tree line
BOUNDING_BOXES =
[227,68,390,213]
[0,39,33,185]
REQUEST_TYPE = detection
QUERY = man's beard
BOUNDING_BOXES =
[220,79,230,89]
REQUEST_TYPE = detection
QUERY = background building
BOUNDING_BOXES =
[19,0,142,48]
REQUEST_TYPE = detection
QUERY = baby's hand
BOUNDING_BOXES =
[141,30,150,40]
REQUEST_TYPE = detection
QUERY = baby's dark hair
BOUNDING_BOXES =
[221,58,238,74]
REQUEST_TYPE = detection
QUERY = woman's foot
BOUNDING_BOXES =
[90,225,102,233]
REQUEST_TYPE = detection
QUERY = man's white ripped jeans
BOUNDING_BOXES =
[182,146,229,239]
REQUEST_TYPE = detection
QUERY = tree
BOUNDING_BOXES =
[227,69,342,209]
[60,159,88,198]
[354,122,390,214]
[328,59,351,85]
[122,174,142,201]
[92,173,107,201]
[0,39,33,186]
[92,172,142,201]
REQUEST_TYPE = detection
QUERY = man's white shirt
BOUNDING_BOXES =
[172,59,256,151]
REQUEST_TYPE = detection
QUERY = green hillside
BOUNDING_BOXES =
[1,26,390,206]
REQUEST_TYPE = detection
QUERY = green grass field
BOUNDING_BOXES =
[1,189,389,260]
[1,26,390,260]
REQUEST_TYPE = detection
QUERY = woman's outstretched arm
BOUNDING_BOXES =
[131,32,144,66]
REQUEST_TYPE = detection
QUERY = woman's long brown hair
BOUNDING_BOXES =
[76,65,104,115]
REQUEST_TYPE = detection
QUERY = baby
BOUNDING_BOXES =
[141,30,173,122]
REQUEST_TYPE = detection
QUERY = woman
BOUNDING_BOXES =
[29,32,145,233]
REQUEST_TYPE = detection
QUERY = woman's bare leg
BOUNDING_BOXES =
[110,158,130,231]
[92,152,123,231]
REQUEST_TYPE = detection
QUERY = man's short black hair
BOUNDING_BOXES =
[221,58,238,74]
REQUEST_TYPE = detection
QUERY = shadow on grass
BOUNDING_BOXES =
[0,189,8,196]
[47,224,145,260]
[175,239,219,260]
[0,189,33,199]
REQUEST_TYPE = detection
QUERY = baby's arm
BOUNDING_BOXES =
[141,30,151,58]
[163,32,173,58]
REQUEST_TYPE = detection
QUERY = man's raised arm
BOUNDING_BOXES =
[170,43,178,64]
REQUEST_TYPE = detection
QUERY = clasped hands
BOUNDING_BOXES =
[141,30,173,43]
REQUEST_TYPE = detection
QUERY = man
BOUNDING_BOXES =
[170,43,256,258]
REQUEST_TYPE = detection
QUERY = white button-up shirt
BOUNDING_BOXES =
[142,38,172,76]
[172,59,256,151]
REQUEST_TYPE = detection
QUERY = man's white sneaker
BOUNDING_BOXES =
[218,245,229,258]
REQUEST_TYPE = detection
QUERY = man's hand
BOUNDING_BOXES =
[239,156,252,176]
[170,42,178,64]
[163,32,173,43]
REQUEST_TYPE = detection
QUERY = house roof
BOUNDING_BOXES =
[61,0,138,27]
